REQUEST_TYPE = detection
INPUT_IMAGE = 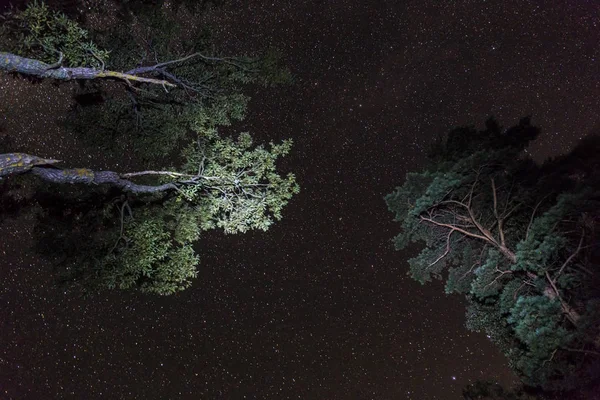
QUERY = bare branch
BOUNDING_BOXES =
[439,198,501,248]
[501,178,516,216]
[125,52,241,75]
[43,51,63,71]
[513,281,528,300]
[553,228,585,281]
[561,347,600,357]
[484,266,513,289]
[526,194,550,241]
[463,168,481,207]
[420,215,493,244]
[120,170,195,179]
[491,177,506,246]
[545,271,580,325]
[542,349,558,367]
[428,229,455,268]
[109,200,131,255]
[0,52,177,87]
[501,201,521,220]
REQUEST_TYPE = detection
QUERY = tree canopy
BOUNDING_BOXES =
[0,1,298,295]
[386,117,600,393]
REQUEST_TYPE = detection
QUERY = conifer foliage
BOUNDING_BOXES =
[386,117,600,391]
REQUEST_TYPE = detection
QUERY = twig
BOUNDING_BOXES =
[561,347,600,357]
[427,229,455,268]
[545,271,579,325]
[526,194,550,240]
[553,228,585,280]
[109,201,130,254]
[43,51,63,71]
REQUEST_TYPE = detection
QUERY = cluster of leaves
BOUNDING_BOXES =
[178,131,299,233]
[62,4,291,163]
[0,1,109,68]
[0,1,298,296]
[100,200,200,295]
[386,117,600,391]
[31,186,201,296]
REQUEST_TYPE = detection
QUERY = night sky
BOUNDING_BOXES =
[1,0,599,399]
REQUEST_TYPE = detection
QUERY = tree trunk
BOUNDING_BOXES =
[30,167,177,193]
[0,52,175,87]
[0,153,179,193]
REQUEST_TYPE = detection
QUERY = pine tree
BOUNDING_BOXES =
[386,117,600,391]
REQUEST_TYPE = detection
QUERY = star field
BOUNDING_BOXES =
[1,0,599,399]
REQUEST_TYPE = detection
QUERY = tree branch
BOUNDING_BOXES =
[1,52,176,87]
[124,52,241,75]
[484,266,513,289]
[545,271,580,325]
[438,198,516,261]
[526,194,550,240]
[109,200,131,255]
[428,229,455,268]
[491,177,506,246]
[120,170,195,178]
[420,215,493,244]
[30,167,178,193]
[561,347,600,357]
[553,228,585,281]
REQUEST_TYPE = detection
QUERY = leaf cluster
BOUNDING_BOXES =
[179,131,299,233]
[101,200,200,295]
[63,4,290,163]
[0,1,109,68]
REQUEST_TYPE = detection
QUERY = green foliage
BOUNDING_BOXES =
[445,243,477,294]
[101,201,200,295]
[386,117,600,391]
[32,189,201,296]
[0,1,109,68]
[514,192,587,273]
[179,131,299,234]
[465,302,515,356]
[470,249,505,301]
[4,1,298,296]
[61,4,290,163]
[508,297,573,385]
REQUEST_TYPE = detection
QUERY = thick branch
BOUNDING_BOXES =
[436,199,517,262]
[545,271,580,326]
[31,167,177,193]
[1,52,176,87]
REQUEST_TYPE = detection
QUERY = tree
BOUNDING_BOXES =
[0,1,291,160]
[0,2,299,295]
[385,117,600,392]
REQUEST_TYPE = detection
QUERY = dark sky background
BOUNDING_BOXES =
[1,0,599,399]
